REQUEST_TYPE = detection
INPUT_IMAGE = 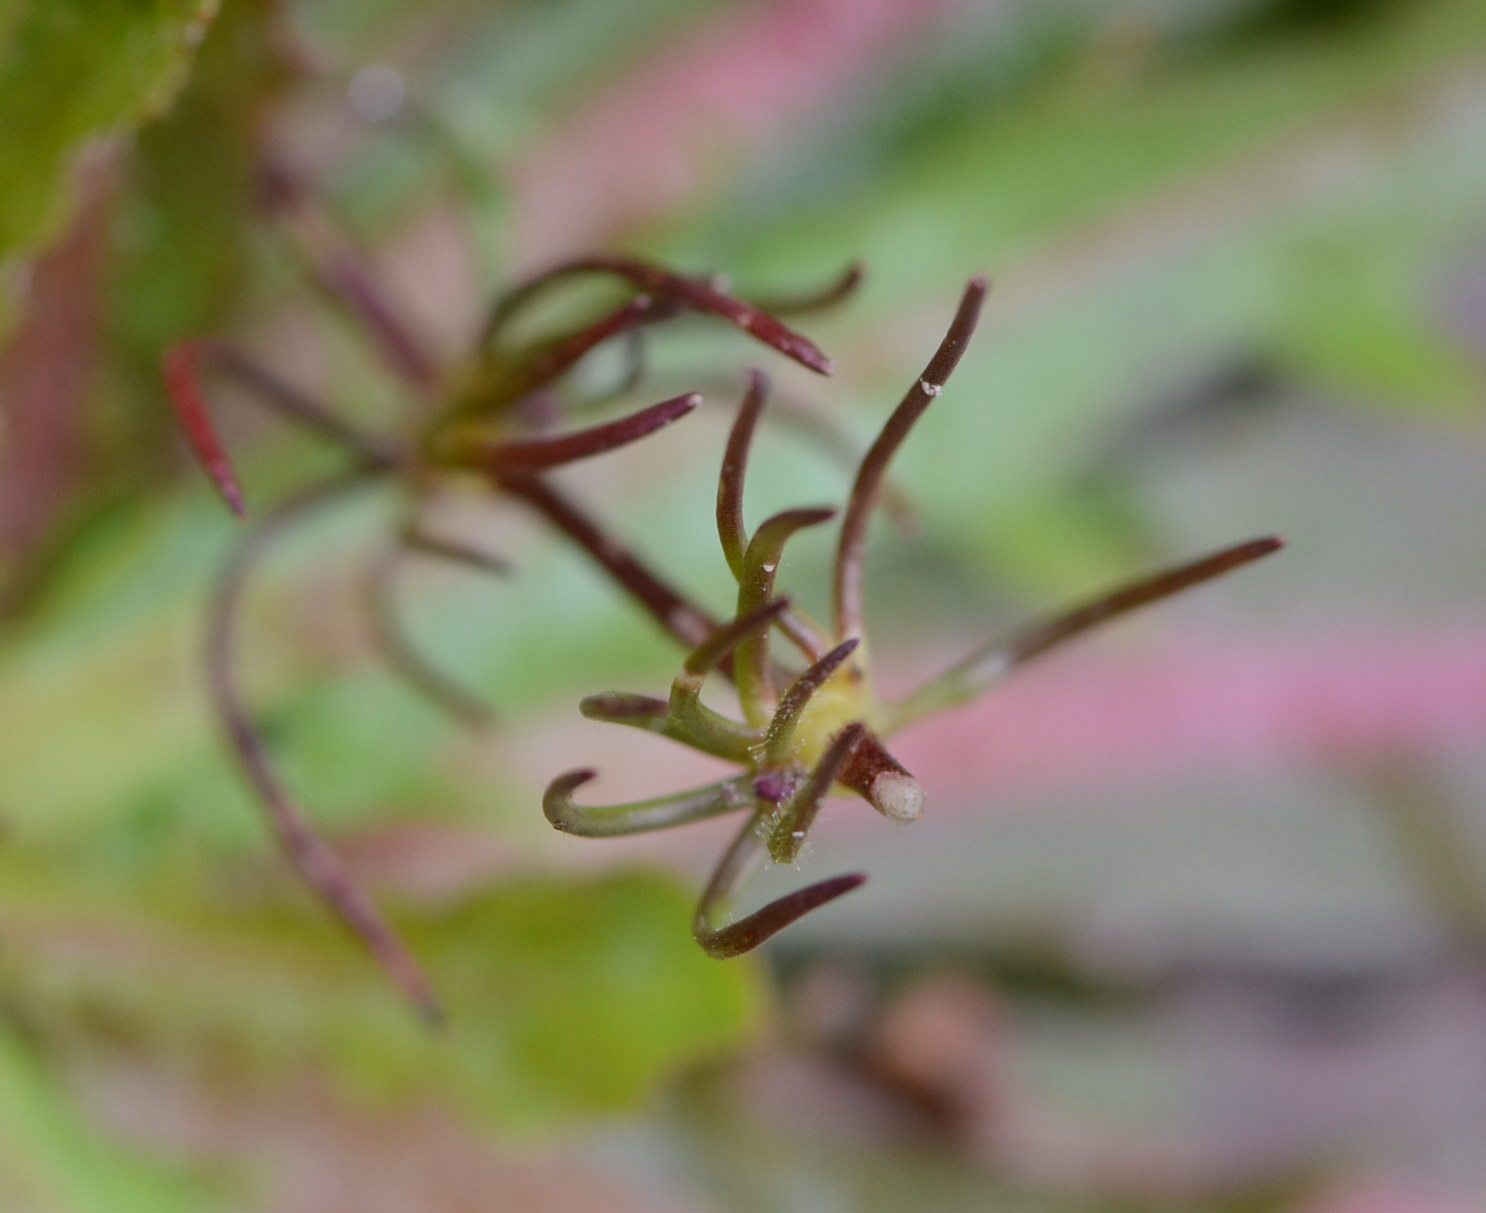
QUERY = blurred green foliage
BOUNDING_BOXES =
[0,0,219,279]
[684,0,1486,586]
[2,0,1486,1206]
[1,867,759,1129]
[0,1028,204,1212]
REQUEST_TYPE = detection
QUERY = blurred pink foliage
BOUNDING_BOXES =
[449,625,1486,898]
[892,628,1486,803]
[505,628,1486,836]
[511,0,973,263]
[1307,1186,1477,1213]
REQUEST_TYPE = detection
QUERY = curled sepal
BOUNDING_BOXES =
[698,874,866,959]
[716,372,834,662]
[580,689,754,764]
[717,370,768,578]
[833,277,988,641]
[764,639,861,766]
[579,686,737,752]
[679,597,792,686]
[694,805,866,959]
[579,692,670,726]
[661,599,784,756]
[481,254,835,375]
[467,392,699,472]
[767,722,868,864]
[543,770,754,837]
[735,508,837,725]
[164,341,248,518]
[890,535,1286,731]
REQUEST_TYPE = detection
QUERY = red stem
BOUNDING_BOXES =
[833,279,987,640]
[482,254,835,375]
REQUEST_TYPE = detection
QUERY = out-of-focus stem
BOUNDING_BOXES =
[208,470,442,1023]
[365,543,494,728]
[495,472,716,648]
[260,159,439,390]
[480,254,835,375]
[834,279,986,642]
[890,536,1282,732]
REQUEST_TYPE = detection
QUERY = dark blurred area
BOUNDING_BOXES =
[3,0,1486,1209]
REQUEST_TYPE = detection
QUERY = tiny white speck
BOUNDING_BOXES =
[920,379,942,397]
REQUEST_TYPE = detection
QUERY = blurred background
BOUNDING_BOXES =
[3,0,1486,1208]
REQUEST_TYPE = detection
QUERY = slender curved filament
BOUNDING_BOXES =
[833,278,987,641]
[694,806,865,959]
[766,722,867,864]
[735,509,836,725]
[480,254,835,374]
[764,639,862,766]
[544,771,755,837]
[890,536,1284,731]
[208,471,441,1023]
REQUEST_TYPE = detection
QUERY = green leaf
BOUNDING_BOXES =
[0,865,764,1131]
[111,0,282,354]
[0,0,220,268]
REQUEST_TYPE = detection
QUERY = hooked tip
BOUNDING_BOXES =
[543,768,598,830]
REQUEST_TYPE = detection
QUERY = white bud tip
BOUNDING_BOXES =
[871,771,925,823]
